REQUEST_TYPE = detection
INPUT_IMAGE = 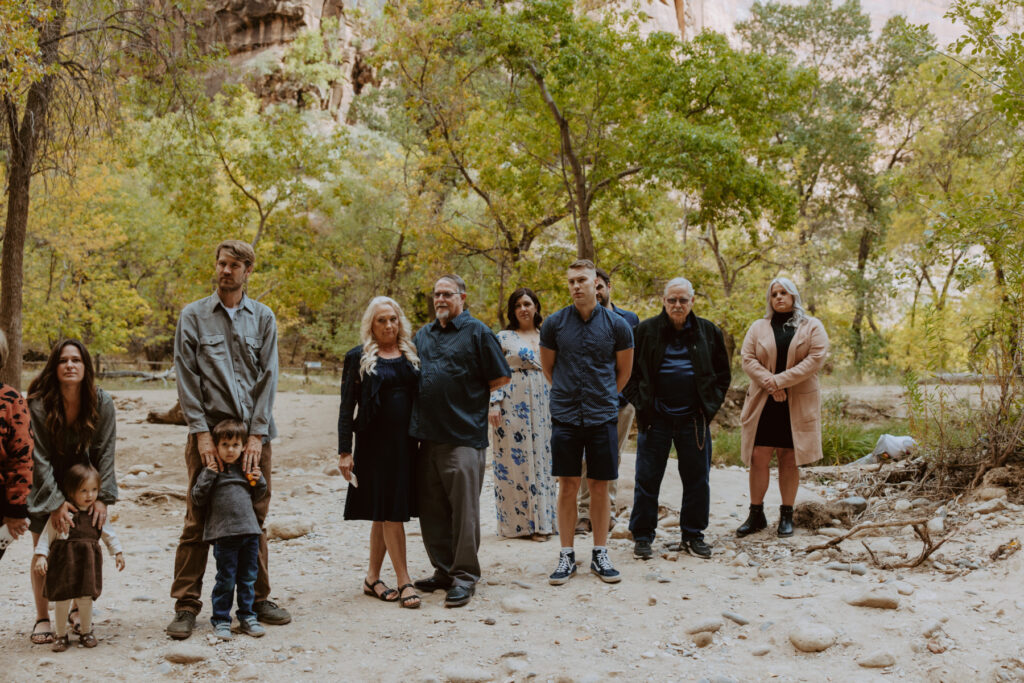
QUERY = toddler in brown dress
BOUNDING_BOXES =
[33,464,125,651]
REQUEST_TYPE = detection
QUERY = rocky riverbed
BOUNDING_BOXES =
[1,390,1021,682]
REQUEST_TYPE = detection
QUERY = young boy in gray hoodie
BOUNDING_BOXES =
[190,419,268,640]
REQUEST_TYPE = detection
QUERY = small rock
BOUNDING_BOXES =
[857,651,896,668]
[845,587,899,609]
[164,644,209,664]
[789,621,837,652]
[230,662,261,680]
[752,646,770,656]
[922,621,944,638]
[132,595,157,602]
[692,632,714,647]
[510,580,533,590]
[730,552,751,567]
[323,465,342,477]
[500,596,531,614]
[128,464,154,475]
[976,487,1008,501]
[722,611,750,626]
[157,662,173,675]
[840,496,868,514]
[267,519,314,540]
[609,524,631,540]
[648,595,657,606]
[894,499,913,513]
[806,550,825,562]
[892,581,915,596]
[686,618,724,634]
[483,618,496,625]
[824,562,867,575]
[975,498,1006,515]
[757,566,778,579]
[38,658,56,667]
[641,651,657,658]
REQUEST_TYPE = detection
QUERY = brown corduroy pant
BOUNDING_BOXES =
[170,434,272,614]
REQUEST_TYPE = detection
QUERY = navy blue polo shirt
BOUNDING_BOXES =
[409,311,511,449]
[540,303,634,427]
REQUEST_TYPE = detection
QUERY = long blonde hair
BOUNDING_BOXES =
[763,277,808,329]
[359,296,420,378]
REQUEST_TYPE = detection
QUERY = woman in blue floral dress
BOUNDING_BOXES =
[487,288,556,540]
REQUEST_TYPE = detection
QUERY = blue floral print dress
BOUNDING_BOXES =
[490,330,556,537]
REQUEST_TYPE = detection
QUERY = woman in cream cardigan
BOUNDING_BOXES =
[737,278,829,537]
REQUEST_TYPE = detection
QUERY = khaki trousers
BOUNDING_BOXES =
[577,403,635,520]
[170,434,272,614]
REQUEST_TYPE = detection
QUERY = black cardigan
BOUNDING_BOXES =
[623,310,732,430]
[337,345,418,454]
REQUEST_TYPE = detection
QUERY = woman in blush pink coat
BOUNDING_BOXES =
[737,278,829,538]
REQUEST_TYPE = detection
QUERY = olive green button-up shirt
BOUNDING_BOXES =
[174,292,278,440]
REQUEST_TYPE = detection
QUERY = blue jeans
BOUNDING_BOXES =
[629,413,711,542]
[211,534,259,625]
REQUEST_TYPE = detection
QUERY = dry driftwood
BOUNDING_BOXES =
[132,485,187,505]
[146,401,187,426]
[803,518,931,552]
[804,517,953,570]
[990,538,1021,562]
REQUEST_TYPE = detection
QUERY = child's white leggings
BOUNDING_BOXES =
[54,597,93,637]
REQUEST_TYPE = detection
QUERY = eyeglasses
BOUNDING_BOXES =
[433,291,458,299]
[665,297,691,305]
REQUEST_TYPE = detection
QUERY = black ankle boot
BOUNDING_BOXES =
[777,505,794,537]
[736,504,767,536]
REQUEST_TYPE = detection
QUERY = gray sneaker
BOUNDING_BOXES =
[212,622,232,641]
[165,611,196,640]
[236,616,266,638]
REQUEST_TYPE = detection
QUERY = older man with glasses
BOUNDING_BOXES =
[623,277,731,561]
[409,275,510,607]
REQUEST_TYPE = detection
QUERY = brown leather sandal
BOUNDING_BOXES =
[52,634,70,652]
[30,618,54,645]
[396,583,421,609]
[363,578,398,602]
[79,631,97,648]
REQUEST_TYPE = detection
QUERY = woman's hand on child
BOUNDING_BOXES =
[115,552,125,571]
[33,556,47,576]
[49,501,76,535]
[90,499,108,529]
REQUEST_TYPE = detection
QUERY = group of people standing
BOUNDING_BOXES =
[0,239,831,649]
[337,258,830,605]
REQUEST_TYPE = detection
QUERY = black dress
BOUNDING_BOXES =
[754,311,796,449]
[342,355,419,522]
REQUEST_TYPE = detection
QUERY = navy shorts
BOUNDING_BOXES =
[551,419,619,480]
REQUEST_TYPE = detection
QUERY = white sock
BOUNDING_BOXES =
[560,547,574,555]
[593,546,607,554]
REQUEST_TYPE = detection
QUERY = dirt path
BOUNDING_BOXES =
[1,390,1021,682]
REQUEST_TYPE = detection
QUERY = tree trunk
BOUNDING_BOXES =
[849,223,874,380]
[576,208,595,260]
[0,1,66,389]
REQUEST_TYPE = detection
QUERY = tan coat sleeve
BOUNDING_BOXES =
[740,320,774,387]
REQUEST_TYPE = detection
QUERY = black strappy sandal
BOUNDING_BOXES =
[363,578,398,602]
[396,583,421,609]
[30,618,54,644]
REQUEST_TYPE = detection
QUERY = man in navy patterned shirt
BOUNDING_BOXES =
[540,259,633,585]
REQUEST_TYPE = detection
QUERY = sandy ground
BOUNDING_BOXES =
[1,389,1022,682]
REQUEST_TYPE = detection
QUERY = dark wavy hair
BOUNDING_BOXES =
[506,288,543,330]
[27,339,99,458]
